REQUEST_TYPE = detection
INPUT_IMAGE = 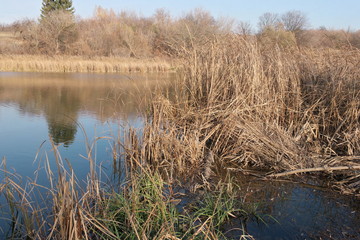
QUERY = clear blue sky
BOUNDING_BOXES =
[1,0,359,30]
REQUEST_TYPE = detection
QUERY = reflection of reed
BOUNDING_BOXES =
[0,72,173,146]
[0,72,172,119]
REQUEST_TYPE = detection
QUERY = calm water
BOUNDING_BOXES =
[225,178,360,239]
[0,72,172,183]
[0,72,359,239]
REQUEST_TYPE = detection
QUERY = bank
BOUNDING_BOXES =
[0,54,175,73]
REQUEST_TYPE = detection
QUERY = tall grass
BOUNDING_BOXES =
[0,138,116,239]
[133,35,360,194]
[0,138,256,239]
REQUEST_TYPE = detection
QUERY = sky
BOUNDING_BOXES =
[0,0,359,30]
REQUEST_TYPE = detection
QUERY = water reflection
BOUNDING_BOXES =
[0,72,171,147]
[44,87,80,147]
[48,122,77,147]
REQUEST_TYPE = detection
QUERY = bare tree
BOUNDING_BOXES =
[182,8,218,37]
[281,11,309,45]
[237,21,253,35]
[7,19,34,37]
[258,12,280,32]
[281,11,308,33]
[153,8,171,26]
[159,8,220,56]
[38,10,77,54]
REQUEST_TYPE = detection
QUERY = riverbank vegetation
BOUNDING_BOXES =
[138,35,360,195]
[1,7,360,72]
[0,139,263,239]
[0,6,359,239]
[0,54,172,73]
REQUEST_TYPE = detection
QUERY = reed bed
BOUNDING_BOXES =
[0,54,173,73]
[0,141,114,239]
[0,138,257,239]
[128,35,360,195]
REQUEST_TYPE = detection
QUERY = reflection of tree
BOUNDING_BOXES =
[0,74,172,147]
[44,88,80,147]
[48,121,77,147]
[9,84,81,147]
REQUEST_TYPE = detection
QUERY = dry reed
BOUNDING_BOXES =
[128,35,360,195]
[0,138,116,239]
[0,54,174,73]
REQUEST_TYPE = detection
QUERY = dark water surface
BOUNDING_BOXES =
[224,178,360,239]
[0,72,359,239]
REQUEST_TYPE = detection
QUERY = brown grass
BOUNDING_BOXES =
[0,54,174,73]
[126,35,360,195]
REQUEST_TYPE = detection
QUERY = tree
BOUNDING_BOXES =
[41,0,74,19]
[38,0,76,54]
[281,11,308,33]
[237,21,253,36]
[258,27,297,50]
[281,11,308,45]
[175,9,220,51]
[257,13,297,50]
[38,10,78,54]
[258,12,280,32]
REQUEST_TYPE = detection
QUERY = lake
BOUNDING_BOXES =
[0,72,172,182]
[0,72,359,239]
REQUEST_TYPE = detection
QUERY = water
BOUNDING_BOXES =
[0,72,359,239]
[0,72,170,183]
[224,178,360,239]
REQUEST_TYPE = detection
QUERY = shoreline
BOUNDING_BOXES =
[0,54,175,73]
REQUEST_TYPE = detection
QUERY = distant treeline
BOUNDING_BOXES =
[1,7,360,57]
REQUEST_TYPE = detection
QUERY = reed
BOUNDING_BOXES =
[97,153,257,239]
[129,35,360,194]
[0,54,174,73]
[0,140,257,239]
[0,138,115,239]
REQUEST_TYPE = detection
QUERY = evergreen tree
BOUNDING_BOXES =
[41,0,75,19]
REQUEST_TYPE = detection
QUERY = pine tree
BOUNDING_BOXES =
[41,0,75,19]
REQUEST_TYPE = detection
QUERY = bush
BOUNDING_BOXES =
[20,10,78,55]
